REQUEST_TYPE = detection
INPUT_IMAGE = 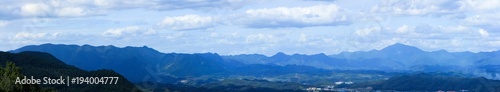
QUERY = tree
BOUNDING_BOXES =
[0,62,23,91]
[0,62,51,92]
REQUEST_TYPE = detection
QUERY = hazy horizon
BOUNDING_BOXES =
[8,42,499,56]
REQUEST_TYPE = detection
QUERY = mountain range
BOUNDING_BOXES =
[10,43,500,82]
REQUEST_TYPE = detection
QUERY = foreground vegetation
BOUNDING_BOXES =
[0,51,140,92]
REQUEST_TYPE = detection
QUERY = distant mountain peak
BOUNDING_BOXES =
[196,52,221,57]
[39,43,78,47]
[271,52,289,58]
[385,43,411,48]
[315,53,327,56]
[306,53,327,57]
[275,52,287,55]
[433,50,449,53]
[381,43,423,54]
[40,43,55,45]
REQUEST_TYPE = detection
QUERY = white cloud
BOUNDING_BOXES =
[157,15,214,31]
[396,25,414,34]
[298,34,307,42]
[458,0,500,29]
[462,13,500,30]
[245,34,280,44]
[352,24,485,46]
[5,32,91,50]
[0,0,246,19]
[56,7,87,17]
[478,28,489,37]
[355,26,381,36]
[13,32,57,40]
[20,3,52,17]
[371,0,464,16]
[95,0,247,11]
[462,0,500,12]
[371,0,500,30]
[0,20,8,27]
[235,4,351,28]
[14,1,105,17]
[153,0,246,10]
[10,32,86,43]
[103,26,157,38]
[398,24,479,39]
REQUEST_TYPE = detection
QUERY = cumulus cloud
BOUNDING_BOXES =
[461,0,500,12]
[0,20,8,27]
[55,7,88,17]
[19,3,52,17]
[14,1,105,17]
[157,15,214,31]
[10,32,87,43]
[351,24,485,46]
[0,0,246,19]
[103,26,157,38]
[371,0,464,16]
[372,0,500,30]
[4,32,92,51]
[462,13,500,30]
[395,24,481,39]
[396,25,414,34]
[153,0,246,10]
[478,28,489,37]
[245,34,281,44]
[355,26,381,36]
[13,32,58,40]
[234,4,351,28]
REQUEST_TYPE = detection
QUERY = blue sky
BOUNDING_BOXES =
[0,0,499,56]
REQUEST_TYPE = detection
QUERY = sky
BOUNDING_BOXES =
[0,0,499,56]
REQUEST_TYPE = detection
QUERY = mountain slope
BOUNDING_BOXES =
[332,43,500,67]
[11,43,231,82]
[224,52,405,70]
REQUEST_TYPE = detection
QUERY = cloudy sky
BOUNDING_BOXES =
[0,0,499,56]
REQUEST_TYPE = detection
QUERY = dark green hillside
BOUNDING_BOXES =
[0,51,140,92]
[136,79,305,92]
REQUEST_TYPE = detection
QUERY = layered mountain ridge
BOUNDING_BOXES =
[10,43,500,82]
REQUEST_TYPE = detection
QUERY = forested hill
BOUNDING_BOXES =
[0,51,140,92]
